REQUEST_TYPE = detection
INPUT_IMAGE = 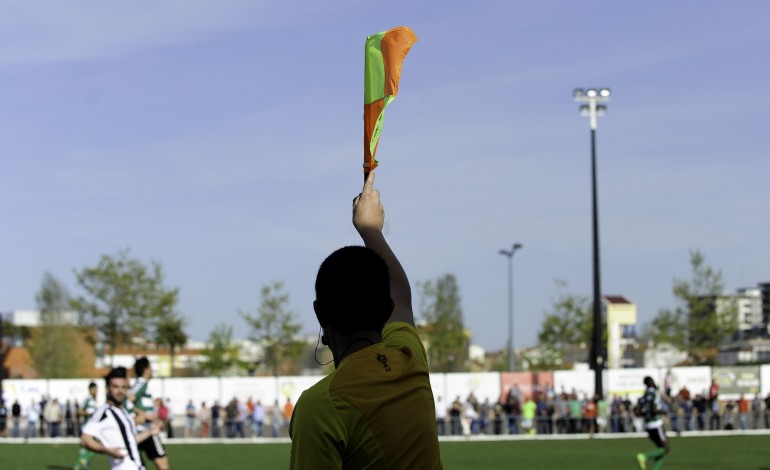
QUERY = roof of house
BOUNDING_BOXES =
[603,295,633,304]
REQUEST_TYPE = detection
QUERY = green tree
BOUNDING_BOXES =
[643,309,686,349]
[418,274,467,372]
[28,272,82,377]
[240,281,304,376]
[154,312,188,377]
[71,249,180,363]
[536,280,592,368]
[199,323,244,376]
[648,250,737,364]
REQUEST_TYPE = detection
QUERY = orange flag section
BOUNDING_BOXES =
[364,27,418,175]
[380,27,418,99]
[363,99,385,172]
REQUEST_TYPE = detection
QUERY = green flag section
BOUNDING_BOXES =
[363,26,418,175]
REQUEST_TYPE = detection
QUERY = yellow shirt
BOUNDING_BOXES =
[289,322,442,469]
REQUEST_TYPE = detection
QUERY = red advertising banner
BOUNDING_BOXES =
[500,372,554,401]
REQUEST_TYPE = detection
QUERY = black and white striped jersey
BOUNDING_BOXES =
[82,403,144,470]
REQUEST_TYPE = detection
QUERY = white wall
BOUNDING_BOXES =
[5,366,770,414]
[762,365,770,397]
[553,370,597,397]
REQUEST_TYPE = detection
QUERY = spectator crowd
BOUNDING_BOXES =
[433,382,770,437]
[2,379,769,440]
[0,395,296,439]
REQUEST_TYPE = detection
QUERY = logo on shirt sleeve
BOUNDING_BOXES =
[376,354,391,372]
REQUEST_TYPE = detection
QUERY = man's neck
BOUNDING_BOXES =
[333,331,382,368]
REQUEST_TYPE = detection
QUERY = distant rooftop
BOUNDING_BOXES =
[602,295,633,304]
[7,309,79,326]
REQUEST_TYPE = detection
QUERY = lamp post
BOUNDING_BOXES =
[573,87,610,397]
[0,312,7,410]
[499,243,523,372]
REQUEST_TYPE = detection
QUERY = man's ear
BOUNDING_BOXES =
[313,300,327,327]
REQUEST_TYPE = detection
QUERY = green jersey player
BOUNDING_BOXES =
[73,382,98,470]
[131,357,169,470]
[635,376,671,469]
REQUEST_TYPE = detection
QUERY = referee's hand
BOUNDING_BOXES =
[353,171,384,234]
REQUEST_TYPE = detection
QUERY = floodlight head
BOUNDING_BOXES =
[599,88,611,97]
[586,88,598,97]
[596,104,607,115]
[573,88,585,98]
[513,243,523,250]
[579,104,590,116]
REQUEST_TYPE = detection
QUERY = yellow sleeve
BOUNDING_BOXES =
[382,322,429,371]
[289,382,346,470]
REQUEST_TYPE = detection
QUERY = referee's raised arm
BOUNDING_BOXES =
[352,171,414,326]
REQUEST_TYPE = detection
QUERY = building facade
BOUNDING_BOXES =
[603,295,638,369]
[735,287,764,339]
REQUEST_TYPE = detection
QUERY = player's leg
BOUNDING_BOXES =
[644,427,669,470]
[140,433,170,470]
[74,447,96,469]
[636,452,647,470]
[152,456,170,470]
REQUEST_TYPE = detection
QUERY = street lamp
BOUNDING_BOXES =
[499,243,523,372]
[574,87,610,397]
[0,312,8,410]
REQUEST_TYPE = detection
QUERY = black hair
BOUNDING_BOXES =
[134,356,151,378]
[88,382,97,389]
[104,367,128,386]
[643,376,656,388]
[315,246,392,334]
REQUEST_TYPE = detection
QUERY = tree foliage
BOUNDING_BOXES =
[28,272,82,378]
[71,249,181,362]
[536,280,592,368]
[154,312,188,377]
[644,309,686,349]
[240,281,304,376]
[199,323,244,376]
[418,274,467,372]
[647,250,737,364]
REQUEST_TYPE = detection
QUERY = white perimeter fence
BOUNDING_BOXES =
[3,365,769,415]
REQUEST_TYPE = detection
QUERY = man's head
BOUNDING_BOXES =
[88,382,97,398]
[314,246,393,335]
[643,376,656,389]
[134,356,152,380]
[104,367,129,405]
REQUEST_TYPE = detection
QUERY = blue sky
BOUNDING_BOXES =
[2,1,769,351]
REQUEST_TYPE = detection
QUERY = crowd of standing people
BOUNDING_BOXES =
[0,394,298,440]
[0,395,86,439]
[433,382,770,437]
[182,397,295,438]
[3,384,770,441]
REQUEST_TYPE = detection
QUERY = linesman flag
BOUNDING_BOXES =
[363,26,418,179]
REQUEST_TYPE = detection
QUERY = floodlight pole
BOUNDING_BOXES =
[574,88,610,398]
[499,243,523,372]
[0,312,6,409]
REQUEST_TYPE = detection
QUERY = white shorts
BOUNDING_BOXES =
[110,455,144,470]
[596,417,607,427]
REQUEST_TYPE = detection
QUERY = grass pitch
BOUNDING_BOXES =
[1,435,767,469]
